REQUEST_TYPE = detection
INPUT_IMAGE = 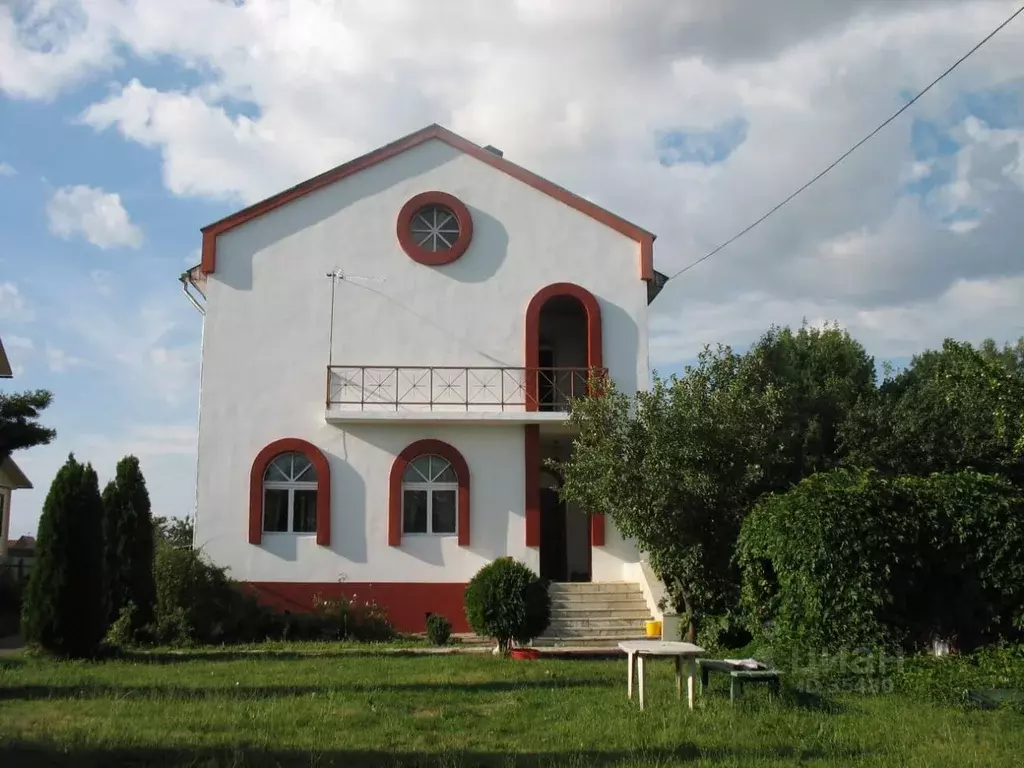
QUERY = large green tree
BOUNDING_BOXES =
[557,324,877,639]
[0,389,56,463]
[843,339,1024,482]
[103,456,157,627]
[754,323,876,492]
[558,344,782,639]
[22,454,108,657]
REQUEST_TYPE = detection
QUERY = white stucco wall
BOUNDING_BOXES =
[195,137,650,584]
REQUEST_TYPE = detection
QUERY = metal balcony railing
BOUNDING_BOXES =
[326,366,597,412]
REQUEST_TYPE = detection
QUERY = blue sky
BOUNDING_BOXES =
[2,1,1024,538]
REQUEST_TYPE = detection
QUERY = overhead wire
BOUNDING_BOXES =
[659,4,1024,288]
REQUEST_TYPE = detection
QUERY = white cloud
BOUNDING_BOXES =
[0,282,34,322]
[45,345,88,373]
[651,274,1024,365]
[46,185,144,249]
[0,161,15,177]
[90,269,116,296]
[2,0,1023,375]
[63,295,200,406]
[5,335,34,350]
[7,423,198,537]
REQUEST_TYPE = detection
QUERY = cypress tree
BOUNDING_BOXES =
[22,454,108,657]
[103,455,156,628]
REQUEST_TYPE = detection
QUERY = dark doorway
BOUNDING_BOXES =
[537,296,588,411]
[539,488,567,581]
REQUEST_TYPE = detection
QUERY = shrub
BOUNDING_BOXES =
[22,455,108,658]
[152,543,269,645]
[891,645,1024,707]
[426,614,452,646]
[311,593,395,642]
[464,558,550,653]
[738,468,1024,654]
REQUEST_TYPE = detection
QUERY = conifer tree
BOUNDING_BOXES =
[103,455,157,628]
[22,454,108,657]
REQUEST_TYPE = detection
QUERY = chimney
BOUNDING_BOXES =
[483,145,503,158]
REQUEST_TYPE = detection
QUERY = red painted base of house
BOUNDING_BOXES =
[244,581,471,634]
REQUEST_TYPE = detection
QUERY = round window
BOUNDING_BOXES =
[397,191,473,265]
[410,205,461,252]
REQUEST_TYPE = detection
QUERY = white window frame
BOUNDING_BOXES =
[401,455,459,536]
[262,453,318,535]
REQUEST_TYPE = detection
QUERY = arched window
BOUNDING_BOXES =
[388,439,470,546]
[402,455,458,535]
[262,452,318,534]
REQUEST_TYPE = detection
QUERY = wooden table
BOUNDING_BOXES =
[618,640,705,711]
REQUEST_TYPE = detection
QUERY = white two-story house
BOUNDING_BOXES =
[185,124,667,637]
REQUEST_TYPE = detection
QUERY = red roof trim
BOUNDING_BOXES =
[200,124,655,280]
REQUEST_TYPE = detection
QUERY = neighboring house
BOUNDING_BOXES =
[0,334,34,570]
[0,336,12,378]
[185,124,667,634]
[2,536,35,583]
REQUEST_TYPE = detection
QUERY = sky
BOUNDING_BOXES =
[2,0,1024,537]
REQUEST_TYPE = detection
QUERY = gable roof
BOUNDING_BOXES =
[0,457,32,490]
[200,124,655,280]
[0,337,11,378]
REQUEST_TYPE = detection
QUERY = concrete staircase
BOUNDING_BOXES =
[533,582,653,649]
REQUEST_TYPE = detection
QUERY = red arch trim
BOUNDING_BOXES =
[523,282,603,412]
[249,438,332,546]
[389,439,471,547]
[523,283,605,548]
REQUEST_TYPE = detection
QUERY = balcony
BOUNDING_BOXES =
[325,366,594,424]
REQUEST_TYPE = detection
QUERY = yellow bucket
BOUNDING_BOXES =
[645,620,662,638]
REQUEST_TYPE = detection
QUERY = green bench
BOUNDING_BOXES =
[697,659,781,702]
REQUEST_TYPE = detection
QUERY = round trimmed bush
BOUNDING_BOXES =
[464,557,550,653]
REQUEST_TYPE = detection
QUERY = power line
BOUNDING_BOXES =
[662,4,1024,285]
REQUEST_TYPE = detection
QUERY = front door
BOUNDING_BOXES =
[539,487,567,581]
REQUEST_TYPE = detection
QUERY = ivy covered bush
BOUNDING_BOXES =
[464,558,550,653]
[738,469,1024,654]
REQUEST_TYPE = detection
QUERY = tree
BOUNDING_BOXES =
[153,515,194,549]
[979,336,1024,379]
[557,345,782,640]
[753,323,877,492]
[557,325,877,640]
[102,456,157,628]
[0,389,56,463]
[843,339,1024,483]
[22,454,108,657]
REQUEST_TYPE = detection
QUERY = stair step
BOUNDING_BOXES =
[547,619,651,632]
[550,607,652,619]
[540,626,654,639]
[548,582,643,594]
[551,599,648,612]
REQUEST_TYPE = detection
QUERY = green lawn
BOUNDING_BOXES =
[1,644,1021,767]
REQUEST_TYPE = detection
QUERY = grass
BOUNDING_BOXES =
[1,643,1022,767]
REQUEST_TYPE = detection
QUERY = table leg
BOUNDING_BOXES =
[687,659,696,710]
[637,655,646,711]
[700,664,709,695]
[730,676,742,703]
[627,652,634,700]
[675,655,682,699]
